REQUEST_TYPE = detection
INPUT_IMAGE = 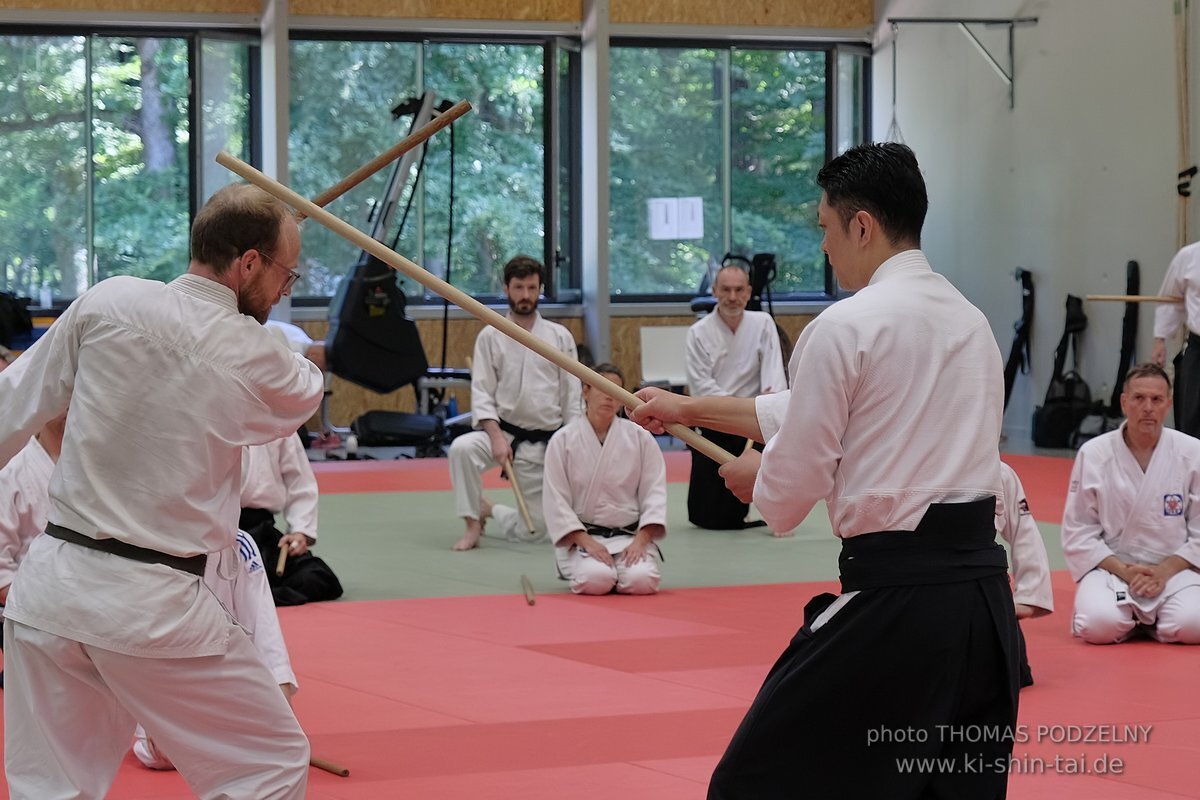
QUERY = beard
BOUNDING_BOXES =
[508,296,538,316]
[237,283,272,324]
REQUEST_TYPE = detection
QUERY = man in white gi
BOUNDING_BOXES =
[632,143,1018,799]
[1061,363,1200,644]
[134,528,299,769]
[1151,241,1200,435]
[449,254,581,551]
[240,433,343,605]
[685,265,786,530]
[0,183,323,799]
[543,363,666,594]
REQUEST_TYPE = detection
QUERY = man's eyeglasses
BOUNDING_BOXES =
[259,251,301,294]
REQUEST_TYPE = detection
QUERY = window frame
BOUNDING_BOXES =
[285,29,570,309]
[0,23,259,308]
[606,36,869,304]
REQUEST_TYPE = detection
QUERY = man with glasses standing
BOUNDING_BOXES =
[0,183,322,799]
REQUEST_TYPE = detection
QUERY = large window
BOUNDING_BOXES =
[288,37,555,302]
[610,43,848,299]
[0,30,253,304]
[1,29,864,309]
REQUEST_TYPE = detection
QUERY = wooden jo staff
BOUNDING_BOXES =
[503,458,536,535]
[215,151,737,466]
[310,755,350,777]
[275,545,289,577]
[1086,294,1183,303]
[299,99,472,219]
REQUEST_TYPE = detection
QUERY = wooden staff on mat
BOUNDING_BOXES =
[503,458,536,535]
[214,152,736,467]
[520,574,536,605]
[1086,294,1183,303]
[275,546,288,577]
[300,99,471,219]
[310,755,350,777]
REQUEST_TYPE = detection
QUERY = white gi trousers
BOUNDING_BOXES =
[448,430,547,542]
[3,618,309,800]
[554,535,661,595]
[1071,569,1200,644]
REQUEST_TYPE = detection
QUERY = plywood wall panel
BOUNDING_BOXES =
[610,0,871,28]
[0,0,257,12]
[289,0,579,21]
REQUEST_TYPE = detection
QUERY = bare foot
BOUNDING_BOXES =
[452,520,483,551]
[479,496,494,522]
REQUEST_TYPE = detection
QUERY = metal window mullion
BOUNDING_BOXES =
[188,33,199,223]
[415,42,425,286]
[84,34,95,289]
[721,48,731,259]
[545,39,559,298]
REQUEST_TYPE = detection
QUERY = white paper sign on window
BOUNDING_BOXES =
[677,196,704,239]
[648,197,677,240]
[648,196,704,240]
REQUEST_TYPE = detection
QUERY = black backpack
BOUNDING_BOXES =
[1032,295,1096,448]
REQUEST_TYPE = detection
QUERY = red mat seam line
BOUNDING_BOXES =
[509,646,762,704]
[293,676,481,726]
[628,760,711,785]
[304,605,750,657]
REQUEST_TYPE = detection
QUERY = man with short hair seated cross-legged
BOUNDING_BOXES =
[1061,362,1200,644]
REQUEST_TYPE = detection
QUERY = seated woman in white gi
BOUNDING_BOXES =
[134,528,298,769]
[1061,363,1200,644]
[542,363,667,595]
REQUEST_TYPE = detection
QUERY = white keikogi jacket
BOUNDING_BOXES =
[470,313,581,432]
[998,461,1054,614]
[0,437,53,593]
[754,251,1003,537]
[240,435,319,540]
[686,309,787,398]
[1061,425,1200,585]
[1153,241,1200,338]
[0,274,322,658]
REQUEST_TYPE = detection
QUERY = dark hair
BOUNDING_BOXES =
[592,361,625,387]
[190,184,291,275]
[816,142,928,247]
[503,254,545,286]
[1124,362,1171,391]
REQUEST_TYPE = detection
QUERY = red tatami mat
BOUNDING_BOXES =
[6,577,1191,800]
[312,449,694,494]
[1002,454,1074,525]
[317,450,1074,518]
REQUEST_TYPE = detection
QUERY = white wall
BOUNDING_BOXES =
[873,0,1198,437]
